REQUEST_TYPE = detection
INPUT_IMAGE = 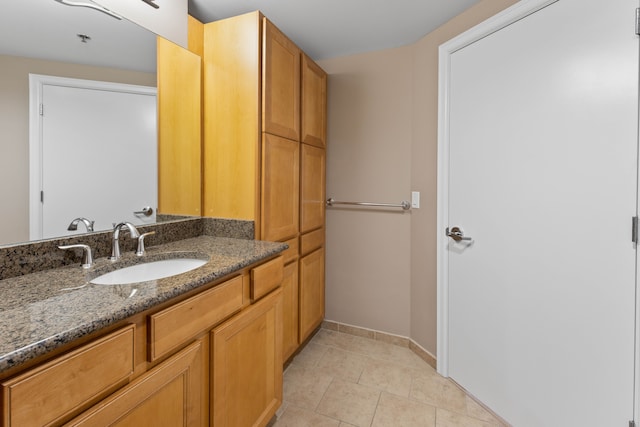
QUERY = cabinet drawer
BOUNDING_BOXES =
[300,228,324,255]
[2,325,135,427]
[149,276,243,361]
[251,256,284,302]
[280,236,299,264]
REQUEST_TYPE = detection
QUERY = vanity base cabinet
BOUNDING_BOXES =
[0,256,285,427]
[67,339,207,427]
[211,289,283,427]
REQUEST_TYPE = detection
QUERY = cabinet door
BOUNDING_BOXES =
[300,144,326,234]
[282,261,299,361]
[211,290,283,427]
[301,54,327,148]
[262,18,300,141]
[299,248,325,343]
[261,134,300,241]
[67,340,206,427]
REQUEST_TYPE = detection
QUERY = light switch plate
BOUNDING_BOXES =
[411,191,420,209]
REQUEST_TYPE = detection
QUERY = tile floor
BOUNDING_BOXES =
[273,328,506,427]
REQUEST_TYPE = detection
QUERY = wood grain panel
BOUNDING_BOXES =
[300,144,326,233]
[262,18,300,140]
[282,261,299,362]
[67,340,206,427]
[187,15,204,57]
[300,227,324,256]
[301,54,327,148]
[149,276,243,361]
[212,290,283,427]
[251,256,284,302]
[157,36,202,216]
[261,133,300,241]
[299,248,325,343]
[203,12,262,221]
[280,236,299,265]
[3,325,135,427]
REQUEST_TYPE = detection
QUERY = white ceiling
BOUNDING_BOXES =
[1,0,482,73]
[0,0,157,73]
[188,0,483,60]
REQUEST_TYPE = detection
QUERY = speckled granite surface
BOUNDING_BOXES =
[0,235,285,374]
[0,217,254,280]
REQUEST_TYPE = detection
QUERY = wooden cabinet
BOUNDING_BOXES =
[251,256,285,302]
[2,326,135,427]
[200,11,326,360]
[1,256,284,427]
[263,20,301,141]
[299,248,325,343]
[301,54,327,148]
[281,261,300,361]
[211,289,283,427]
[149,276,243,361]
[261,134,300,241]
[66,340,206,427]
[300,144,326,234]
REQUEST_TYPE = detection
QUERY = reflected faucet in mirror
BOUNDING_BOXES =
[67,217,95,232]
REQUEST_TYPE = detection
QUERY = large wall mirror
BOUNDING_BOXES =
[0,0,200,247]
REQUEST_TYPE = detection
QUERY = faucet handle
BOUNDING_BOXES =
[136,231,156,256]
[59,244,94,269]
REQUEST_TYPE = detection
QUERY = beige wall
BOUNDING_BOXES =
[319,0,517,355]
[320,47,414,336]
[0,55,155,245]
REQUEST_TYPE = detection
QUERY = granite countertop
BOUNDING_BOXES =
[0,235,287,374]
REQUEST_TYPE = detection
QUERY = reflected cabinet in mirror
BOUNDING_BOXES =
[0,0,201,246]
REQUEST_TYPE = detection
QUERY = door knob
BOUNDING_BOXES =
[446,226,472,242]
[134,206,154,217]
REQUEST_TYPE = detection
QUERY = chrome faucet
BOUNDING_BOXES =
[58,244,94,268]
[110,222,140,260]
[67,217,95,232]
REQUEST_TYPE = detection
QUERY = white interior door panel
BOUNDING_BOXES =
[441,0,639,425]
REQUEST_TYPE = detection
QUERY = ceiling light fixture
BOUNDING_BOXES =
[53,0,122,20]
[140,0,159,9]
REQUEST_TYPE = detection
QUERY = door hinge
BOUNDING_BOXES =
[633,216,638,243]
[39,103,43,116]
[636,8,640,35]
[40,191,44,203]
[629,420,636,427]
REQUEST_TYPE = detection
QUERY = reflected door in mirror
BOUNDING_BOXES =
[32,75,157,239]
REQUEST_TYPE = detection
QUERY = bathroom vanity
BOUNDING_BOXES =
[0,231,286,426]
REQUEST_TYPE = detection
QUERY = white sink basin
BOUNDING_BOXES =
[91,258,207,285]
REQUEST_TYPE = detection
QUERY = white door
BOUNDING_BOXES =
[439,0,639,425]
[30,75,157,239]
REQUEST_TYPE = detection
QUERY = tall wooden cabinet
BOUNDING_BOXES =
[201,11,327,362]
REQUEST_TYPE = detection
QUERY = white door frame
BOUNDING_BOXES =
[436,0,565,376]
[28,74,157,240]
